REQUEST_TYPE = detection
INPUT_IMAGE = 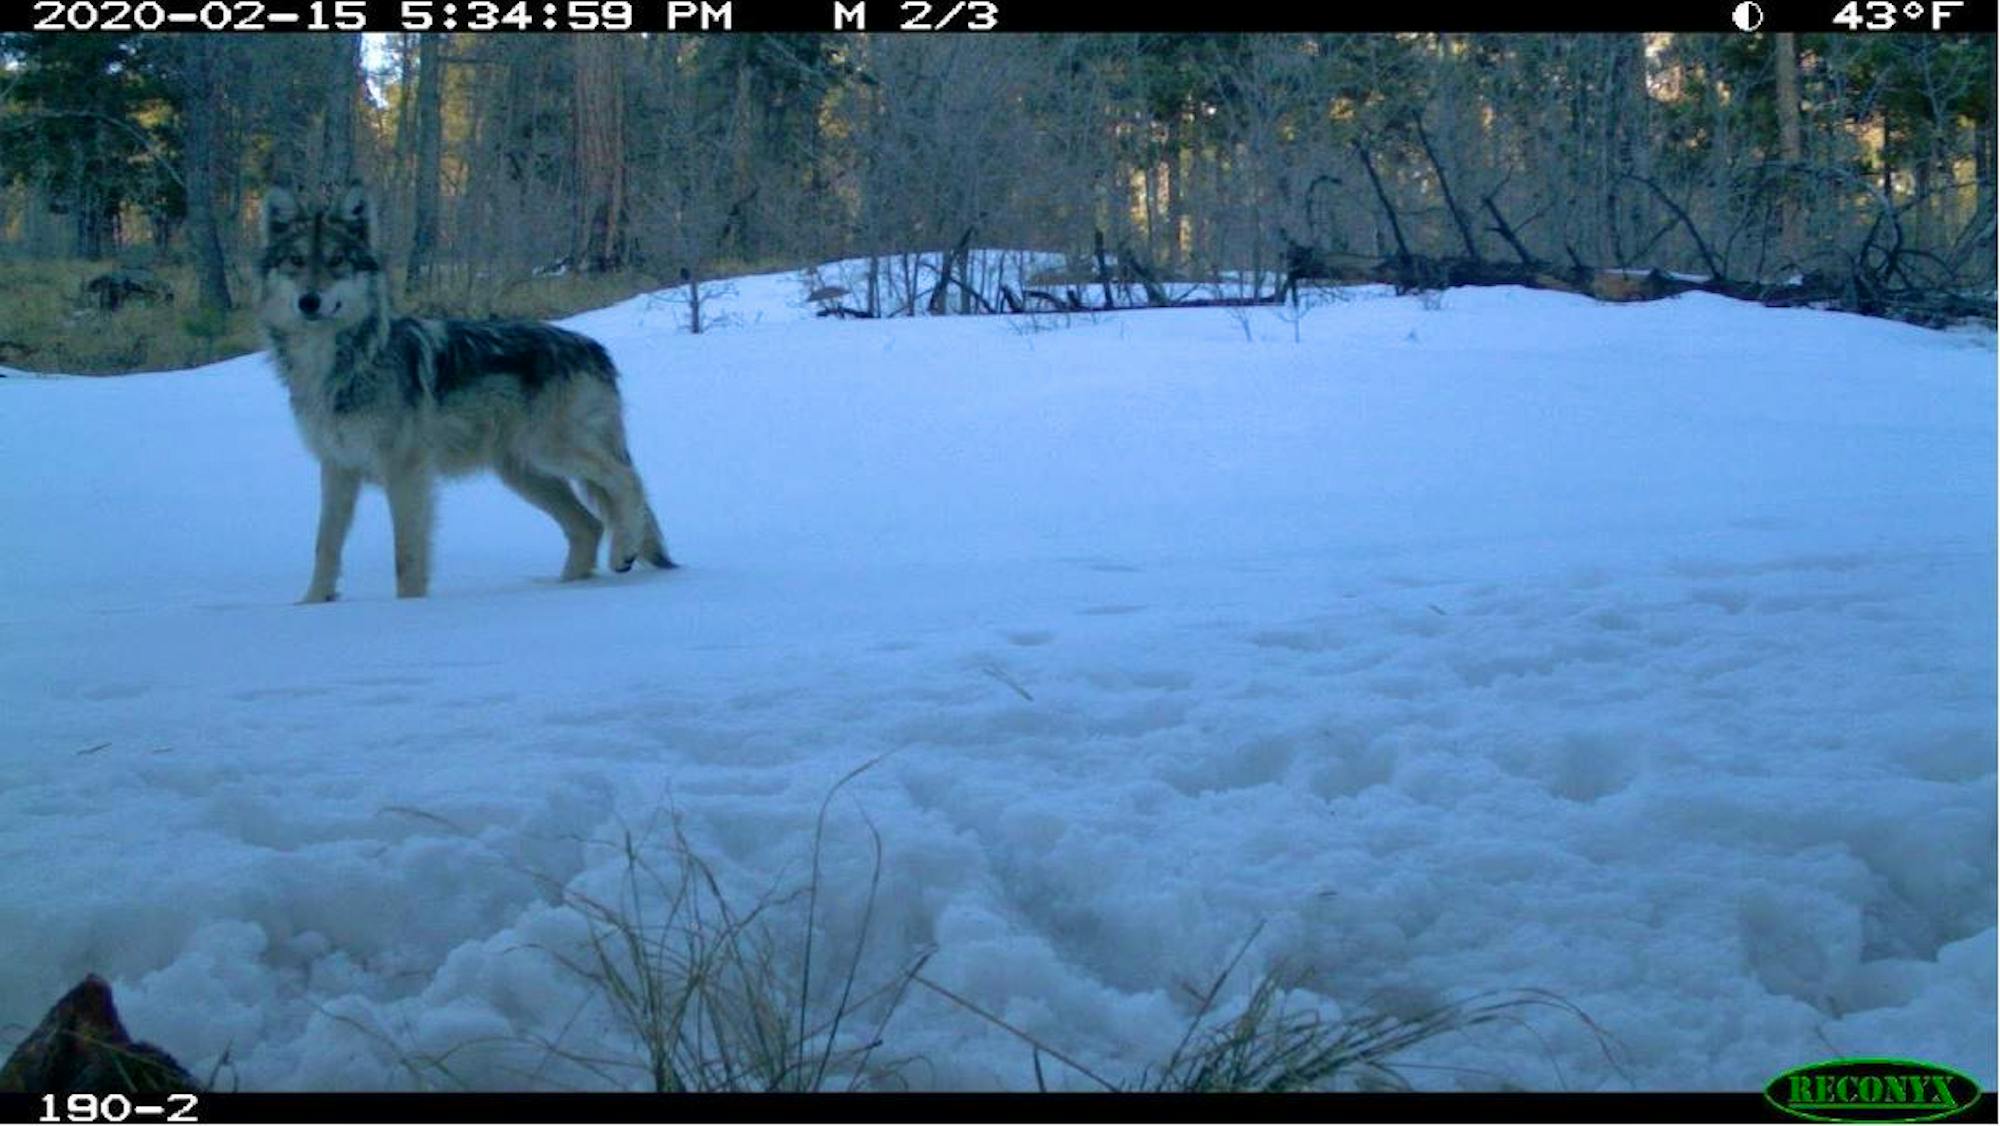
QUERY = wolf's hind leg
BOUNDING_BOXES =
[581,470,672,571]
[578,460,672,573]
[302,465,362,603]
[579,478,640,572]
[499,458,602,581]
[638,505,674,569]
[545,401,669,573]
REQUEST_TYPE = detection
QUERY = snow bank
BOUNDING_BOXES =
[0,275,1991,1090]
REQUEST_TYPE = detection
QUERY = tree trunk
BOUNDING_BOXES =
[256,40,306,189]
[1614,34,1653,264]
[571,35,627,272]
[1774,31,1804,271]
[178,37,233,313]
[727,47,756,262]
[319,33,361,188]
[406,32,444,292]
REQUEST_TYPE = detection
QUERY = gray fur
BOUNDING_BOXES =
[258,183,674,602]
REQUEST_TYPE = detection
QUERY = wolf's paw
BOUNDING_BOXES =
[612,554,636,573]
[646,547,676,569]
[298,589,338,605]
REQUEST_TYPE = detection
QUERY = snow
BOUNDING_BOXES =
[1,275,1992,1092]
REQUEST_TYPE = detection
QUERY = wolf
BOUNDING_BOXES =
[257,183,674,603]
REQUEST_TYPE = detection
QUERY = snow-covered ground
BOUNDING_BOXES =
[1,275,1992,1091]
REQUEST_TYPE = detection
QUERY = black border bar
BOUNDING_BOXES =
[5,1090,1998,1124]
[8,0,1997,33]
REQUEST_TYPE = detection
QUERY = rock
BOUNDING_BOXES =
[0,976,199,1093]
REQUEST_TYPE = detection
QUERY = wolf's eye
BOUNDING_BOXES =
[287,254,305,269]
[326,254,346,269]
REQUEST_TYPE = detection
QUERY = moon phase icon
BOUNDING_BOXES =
[1731,0,1765,30]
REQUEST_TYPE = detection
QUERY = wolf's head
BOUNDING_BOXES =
[257,183,388,335]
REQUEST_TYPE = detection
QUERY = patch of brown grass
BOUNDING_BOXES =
[0,258,261,376]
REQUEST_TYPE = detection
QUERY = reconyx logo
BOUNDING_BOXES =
[1765,1058,1983,1123]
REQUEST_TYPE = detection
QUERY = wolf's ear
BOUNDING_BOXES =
[263,185,301,243]
[332,181,373,245]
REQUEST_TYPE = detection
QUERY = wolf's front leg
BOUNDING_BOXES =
[301,465,362,604]
[385,469,436,598]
